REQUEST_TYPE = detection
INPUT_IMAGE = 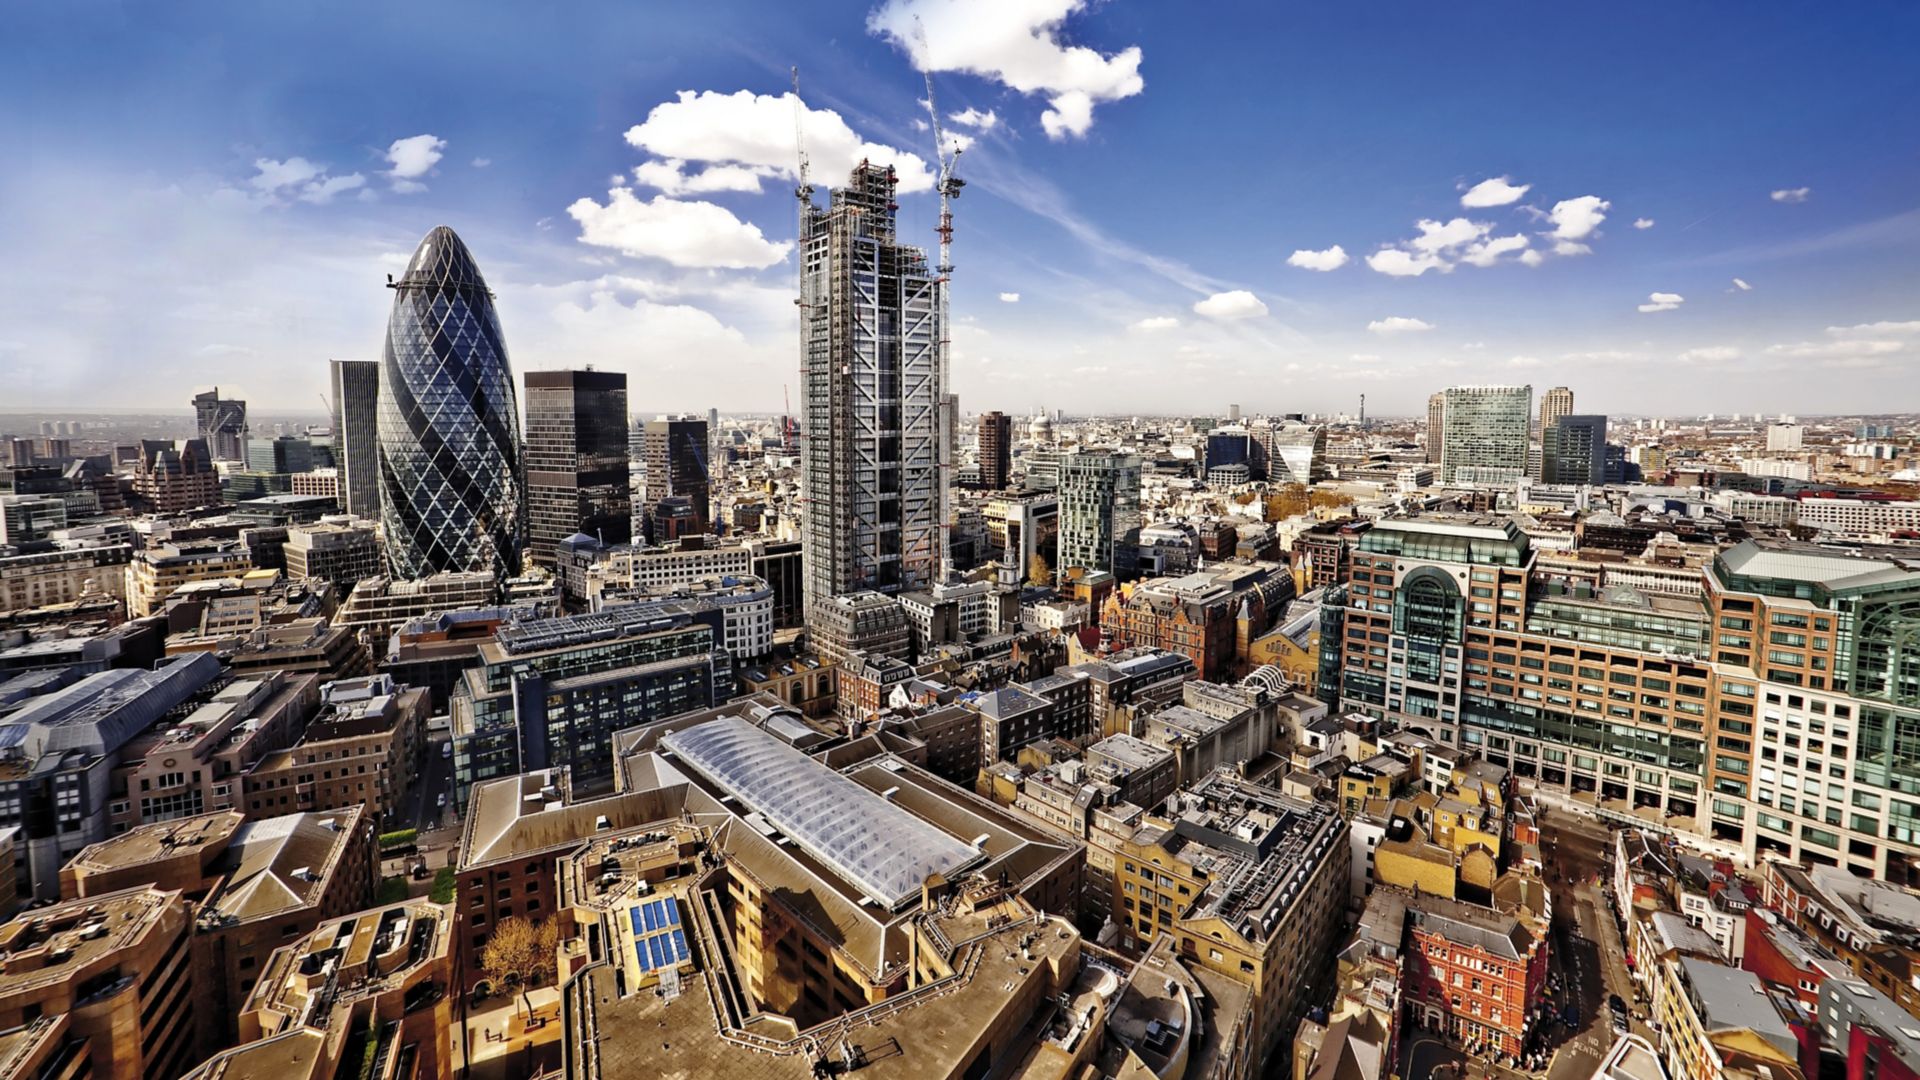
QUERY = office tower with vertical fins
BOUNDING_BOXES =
[376,226,525,581]
[329,359,380,519]
[1440,385,1532,484]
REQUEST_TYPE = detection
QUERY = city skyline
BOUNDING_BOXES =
[5,3,1919,418]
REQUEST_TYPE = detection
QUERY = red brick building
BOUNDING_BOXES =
[1403,895,1550,1061]
[1742,906,1837,1013]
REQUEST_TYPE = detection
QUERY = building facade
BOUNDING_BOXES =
[193,388,248,462]
[1440,385,1531,484]
[799,163,945,619]
[1058,450,1143,578]
[976,410,1012,491]
[525,369,631,568]
[328,358,380,519]
[639,416,709,533]
[376,226,525,580]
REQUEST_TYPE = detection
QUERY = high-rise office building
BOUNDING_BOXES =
[376,225,525,580]
[798,163,945,615]
[193,387,248,461]
[1542,414,1608,485]
[642,416,710,532]
[977,410,1013,490]
[1426,392,1445,463]
[1440,385,1531,484]
[1539,385,1574,432]
[329,359,380,518]
[1058,450,1143,578]
[525,369,631,567]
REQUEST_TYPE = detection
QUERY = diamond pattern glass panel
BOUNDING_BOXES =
[376,226,525,580]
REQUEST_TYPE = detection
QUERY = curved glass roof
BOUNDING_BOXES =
[662,717,979,909]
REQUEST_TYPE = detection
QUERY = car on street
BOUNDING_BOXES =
[1609,994,1628,1017]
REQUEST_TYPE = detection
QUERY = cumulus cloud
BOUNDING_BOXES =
[1637,291,1684,313]
[385,134,446,193]
[631,159,771,196]
[1458,234,1531,268]
[1771,187,1811,203]
[1131,316,1179,332]
[999,292,1020,303]
[471,157,492,169]
[1732,278,1752,291]
[1460,176,1530,208]
[247,157,366,205]
[1553,240,1592,257]
[566,187,791,269]
[1368,216,1537,274]
[1518,249,1544,267]
[1506,355,1544,369]
[1633,218,1655,229]
[1286,245,1349,271]
[1679,346,1741,364]
[1827,320,1920,337]
[869,0,1143,140]
[1367,316,1434,335]
[1366,248,1448,277]
[1192,290,1267,320]
[1547,195,1610,240]
[626,89,934,194]
[950,108,998,130]
[1767,339,1905,359]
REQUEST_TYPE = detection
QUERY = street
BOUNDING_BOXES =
[380,726,465,885]
[1397,805,1647,1080]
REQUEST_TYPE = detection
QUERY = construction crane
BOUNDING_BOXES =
[790,66,814,275]
[915,17,965,582]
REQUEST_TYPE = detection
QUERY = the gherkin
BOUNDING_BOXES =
[376,226,525,580]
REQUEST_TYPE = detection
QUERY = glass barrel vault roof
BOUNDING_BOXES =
[661,716,981,909]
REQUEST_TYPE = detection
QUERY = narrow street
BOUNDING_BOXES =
[1539,809,1652,1080]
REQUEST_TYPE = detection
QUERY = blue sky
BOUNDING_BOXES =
[3,1,1917,417]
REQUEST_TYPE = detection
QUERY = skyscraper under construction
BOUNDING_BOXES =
[798,162,946,619]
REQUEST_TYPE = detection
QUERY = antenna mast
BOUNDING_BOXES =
[916,18,965,582]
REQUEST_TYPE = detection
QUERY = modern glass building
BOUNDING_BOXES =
[329,358,380,519]
[1058,450,1143,578]
[525,369,631,568]
[641,416,709,533]
[1542,414,1608,485]
[376,226,525,581]
[1440,384,1531,484]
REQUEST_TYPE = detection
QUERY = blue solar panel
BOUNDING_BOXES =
[629,908,644,937]
[666,900,680,927]
[650,936,668,969]
[670,930,687,960]
[641,903,656,932]
[635,938,652,971]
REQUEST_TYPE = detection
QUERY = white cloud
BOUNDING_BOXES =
[1679,345,1741,364]
[1460,176,1530,208]
[250,157,323,192]
[1286,245,1349,272]
[1767,339,1905,359]
[298,173,367,204]
[385,134,446,194]
[246,157,365,205]
[625,89,934,194]
[1506,355,1544,369]
[1826,320,1920,337]
[1461,341,1487,350]
[950,108,998,130]
[631,158,772,196]
[1771,187,1811,203]
[471,157,492,169]
[1637,291,1684,313]
[999,292,1020,303]
[1131,316,1179,332]
[1633,218,1655,230]
[1547,195,1610,240]
[1411,217,1490,254]
[1458,234,1531,268]
[1553,240,1592,256]
[566,187,791,269]
[1732,278,1752,291]
[1193,290,1267,320]
[1367,316,1433,336]
[1365,248,1447,277]
[1518,249,1544,267]
[869,0,1144,140]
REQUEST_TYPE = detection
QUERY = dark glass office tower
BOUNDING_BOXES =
[330,359,380,518]
[1543,414,1608,485]
[642,416,710,532]
[525,369,632,566]
[376,226,525,580]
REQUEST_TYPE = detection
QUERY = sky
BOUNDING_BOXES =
[3,1,1918,418]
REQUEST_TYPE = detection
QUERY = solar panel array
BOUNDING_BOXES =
[629,896,689,973]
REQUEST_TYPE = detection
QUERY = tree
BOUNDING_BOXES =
[1027,548,1053,587]
[478,916,559,1019]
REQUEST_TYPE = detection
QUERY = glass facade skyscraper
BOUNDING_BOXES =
[1058,450,1143,578]
[377,226,525,581]
[525,369,631,567]
[1440,384,1532,484]
[330,358,380,519]
[641,416,710,532]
